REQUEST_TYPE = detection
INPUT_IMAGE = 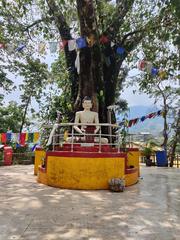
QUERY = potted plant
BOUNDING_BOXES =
[142,147,154,166]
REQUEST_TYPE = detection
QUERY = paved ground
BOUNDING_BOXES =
[0,165,179,240]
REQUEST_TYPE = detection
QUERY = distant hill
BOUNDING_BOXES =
[117,105,164,135]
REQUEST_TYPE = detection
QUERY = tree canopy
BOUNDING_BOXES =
[0,0,179,125]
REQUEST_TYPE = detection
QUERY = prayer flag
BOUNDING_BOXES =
[111,42,115,47]
[157,110,161,116]
[1,133,6,144]
[0,43,5,49]
[28,133,34,143]
[116,47,125,55]
[25,133,28,141]
[137,60,146,70]
[145,61,153,73]
[158,70,167,80]
[99,35,109,44]
[49,41,58,53]
[76,37,87,49]
[128,120,133,127]
[6,44,14,54]
[75,51,80,74]
[33,132,40,143]
[140,116,146,122]
[16,44,26,52]
[59,40,68,50]
[20,133,26,145]
[151,67,159,76]
[86,34,96,47]
[132,118,139,125]
[38,42,46,54]
[12,133,19,143]
[6,132,12,142]
[68,40,76,51]
[147,112,156,119]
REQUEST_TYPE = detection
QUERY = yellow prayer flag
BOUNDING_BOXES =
[158,70,167,80]
[161,111,165,118]
[25,133,28,141]
[33,132,40,143]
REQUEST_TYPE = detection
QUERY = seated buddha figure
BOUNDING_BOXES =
[47,96,108,146]
[71,96,108,144]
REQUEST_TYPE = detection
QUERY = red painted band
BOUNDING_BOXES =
[46,151,126,158]
[35,148,44,151]
[126,148,139,152]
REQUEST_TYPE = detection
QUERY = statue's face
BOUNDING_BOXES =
[82,100,92,110]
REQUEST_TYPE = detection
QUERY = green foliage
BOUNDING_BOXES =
[0,101,30,132]
[0,0,179,126]
[17,57,49,101]
[142,147,153,158]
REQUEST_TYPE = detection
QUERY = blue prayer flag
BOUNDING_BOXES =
[76,37,87,49]
[151,67,159,76]
[116,47,125,55]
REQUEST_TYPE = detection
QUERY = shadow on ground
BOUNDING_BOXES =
[0,165,179,240]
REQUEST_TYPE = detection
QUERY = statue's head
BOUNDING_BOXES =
[82,96,92,110]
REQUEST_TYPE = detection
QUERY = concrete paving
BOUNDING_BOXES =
[0,165,179,240]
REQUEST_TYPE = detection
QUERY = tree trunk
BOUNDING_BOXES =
[47,0,141,123]
[75,0,104,114]
[162,98,168,151]
[20,96,31,133]
[169,110,180,167]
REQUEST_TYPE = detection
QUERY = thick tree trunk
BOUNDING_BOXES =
[75,0,104,115]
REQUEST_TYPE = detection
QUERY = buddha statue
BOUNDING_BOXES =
[47,96,108,146]
[70,96,108,144]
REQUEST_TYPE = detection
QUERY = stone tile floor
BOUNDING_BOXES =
[0,165,179,240]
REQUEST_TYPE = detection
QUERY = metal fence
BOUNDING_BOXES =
[46,123,122,152]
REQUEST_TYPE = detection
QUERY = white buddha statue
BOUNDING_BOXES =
[47,96,108,146]
[72,96,108,144]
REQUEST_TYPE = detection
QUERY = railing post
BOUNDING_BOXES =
[71,126,74,152]
[53,134,55,151]
[99,126,102,153]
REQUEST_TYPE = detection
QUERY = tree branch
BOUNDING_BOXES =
[23,17,54,32]
[105,0,135,39]
[46,0,71,39]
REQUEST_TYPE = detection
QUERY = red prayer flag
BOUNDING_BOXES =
[1,133,6,143]
[132,118,139,125]
[59,40,68,50]
[147,113,156,119]
[128,120,133,127]
[137,60,146,70]
[0,43,5,49]
[20,133,26,145]
[99,35,109,44]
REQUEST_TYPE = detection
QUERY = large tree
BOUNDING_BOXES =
[0,0,179,123]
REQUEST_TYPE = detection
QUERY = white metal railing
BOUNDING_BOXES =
[45,123,122,153]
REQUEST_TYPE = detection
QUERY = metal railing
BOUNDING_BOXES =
[46,123,122,153]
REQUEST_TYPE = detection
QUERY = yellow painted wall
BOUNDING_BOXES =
[125,170,139,186]
[45,156,125,190]
[127,150,140,175]
[34,150,46,175]
[38,169,48,185]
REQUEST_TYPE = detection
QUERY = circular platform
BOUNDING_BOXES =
[35,146,140,190]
